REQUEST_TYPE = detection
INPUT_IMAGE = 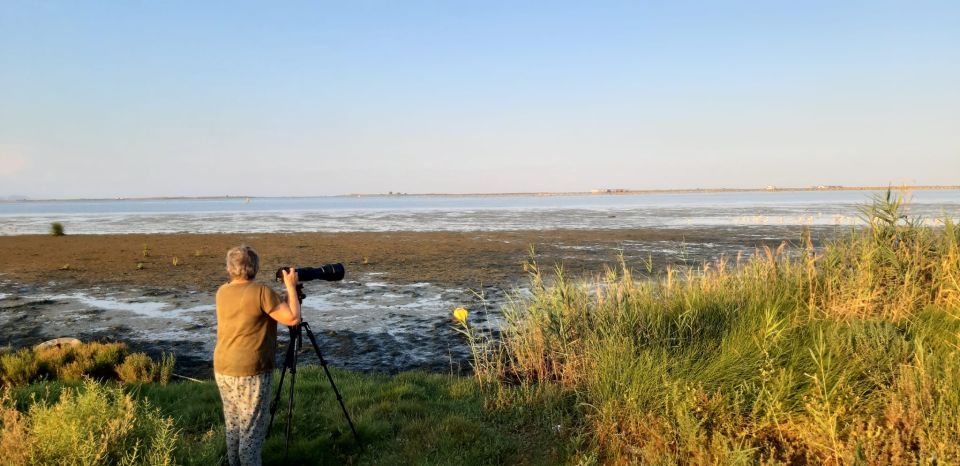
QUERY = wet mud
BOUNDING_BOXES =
[0,226,839,377]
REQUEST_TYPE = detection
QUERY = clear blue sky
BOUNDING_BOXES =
[1,1,958,198]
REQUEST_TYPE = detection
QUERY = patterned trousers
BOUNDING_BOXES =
[215,372,273,466]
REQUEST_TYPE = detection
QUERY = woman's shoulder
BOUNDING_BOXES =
[251,281,277,292]
[217,281,278,295]
[216,281,245,294]
[247,281,281,299]
[216,281,266,294]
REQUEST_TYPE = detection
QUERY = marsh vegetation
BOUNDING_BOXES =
[460,192,960,464]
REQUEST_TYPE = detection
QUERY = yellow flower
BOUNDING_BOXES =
[453,307,469,323]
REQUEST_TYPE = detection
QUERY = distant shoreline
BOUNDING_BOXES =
[3,185,959,203]
[386,185,960,198]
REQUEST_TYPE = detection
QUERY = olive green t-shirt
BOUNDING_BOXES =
[214,281,284,376]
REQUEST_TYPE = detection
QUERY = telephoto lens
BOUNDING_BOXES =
[275,263,345,282]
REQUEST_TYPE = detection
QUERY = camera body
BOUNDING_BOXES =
[275,263,345,283]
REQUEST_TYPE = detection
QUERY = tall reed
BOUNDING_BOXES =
[471,192,960,464]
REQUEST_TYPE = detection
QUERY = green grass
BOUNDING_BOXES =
[458,191,960,464]
[5,368,571,465]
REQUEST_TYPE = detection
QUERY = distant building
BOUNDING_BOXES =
[591,188,629,194]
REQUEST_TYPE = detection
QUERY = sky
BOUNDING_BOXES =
[1,1,958,198]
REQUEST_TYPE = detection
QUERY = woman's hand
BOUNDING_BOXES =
[282,267,299,289]
[270,267,301,327]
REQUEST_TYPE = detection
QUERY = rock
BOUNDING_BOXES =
[34,337,82,350]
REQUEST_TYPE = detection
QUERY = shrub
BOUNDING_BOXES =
[49,222,65,236]
[116,352,176,385]
[0,380,178,465]
[35,342,128,383]
[84,342,129,378]
[117,353,156,384]
[0,350,39,387]
[0,396,30,465]
[34,347,71,379]
[1,342,176,387]
[57,360,92,383]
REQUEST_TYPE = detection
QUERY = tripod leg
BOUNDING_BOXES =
[302,323,362,447]
[269,329,297,431]
[284,327,300,456]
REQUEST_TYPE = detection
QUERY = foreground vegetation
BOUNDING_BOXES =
[2,192,956,464]
[463,192,960,464]
[2,366,568,465]
[1,342,174,387]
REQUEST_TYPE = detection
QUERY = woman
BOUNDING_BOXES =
[214,245,300,466]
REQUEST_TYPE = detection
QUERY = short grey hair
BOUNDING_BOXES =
[226,245,259,280]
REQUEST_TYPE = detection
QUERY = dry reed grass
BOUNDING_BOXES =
[462,191,960,464]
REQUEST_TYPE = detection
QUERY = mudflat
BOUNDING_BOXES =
[0,227,816,376]
[0,228,804,290]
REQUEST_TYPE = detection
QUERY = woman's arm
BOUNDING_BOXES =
[268,268,301,326]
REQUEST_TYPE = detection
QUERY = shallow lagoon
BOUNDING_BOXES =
[1,190,958,235]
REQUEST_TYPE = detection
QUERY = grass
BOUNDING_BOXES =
[49,222,65,236]
[457,190,960,464]
[4,368,569,465]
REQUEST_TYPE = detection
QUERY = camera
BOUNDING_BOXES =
[275,263,345,282]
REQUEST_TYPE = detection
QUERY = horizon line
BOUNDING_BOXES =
[3,184,959,203]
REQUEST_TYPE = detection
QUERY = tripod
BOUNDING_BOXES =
[268,286,360,455]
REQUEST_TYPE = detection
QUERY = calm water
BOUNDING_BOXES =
[1,190,958,235]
